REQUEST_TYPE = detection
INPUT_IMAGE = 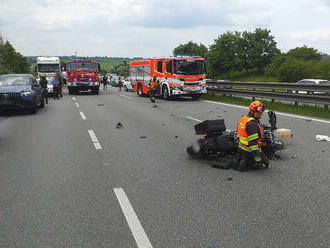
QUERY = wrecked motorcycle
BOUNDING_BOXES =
[186,111,291,166]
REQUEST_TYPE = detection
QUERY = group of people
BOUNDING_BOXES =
[39,72,64,104]
[102,74,123,91]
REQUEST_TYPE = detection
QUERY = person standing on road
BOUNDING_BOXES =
[51,72,61,100]
[103,74,108,90]
[149,75,159,103]
[118,74,123,91]
[39,76,48,104]
[232,100,269,171]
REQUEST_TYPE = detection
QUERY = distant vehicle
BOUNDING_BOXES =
[36,56,61,95]
[65,60,101,95]
[111,75,119,87]
[295,79,330,94]
[123,77,133,91]
[130,57,207,100]
[0,74,44,113]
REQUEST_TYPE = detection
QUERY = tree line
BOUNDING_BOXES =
[173,28,330,82]
[0,35,30,74]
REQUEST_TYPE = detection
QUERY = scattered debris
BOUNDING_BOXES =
[140,136,147,139]
[152,105,157,108]
[161,124,165,127]
[174,136,178,138]
[103,163,111,166]
[291,155,298,158]
[98,103,104,106]
[116,122,123,129]
[316,135,330,142]
[227,177,233,181]
[306,119,312,122]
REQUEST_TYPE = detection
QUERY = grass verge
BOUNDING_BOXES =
[201,93,330,120]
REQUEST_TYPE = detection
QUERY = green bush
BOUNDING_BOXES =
[277,59,317,82]
[318,59,330,80]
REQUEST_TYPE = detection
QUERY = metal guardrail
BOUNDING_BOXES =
[206,81,330,108]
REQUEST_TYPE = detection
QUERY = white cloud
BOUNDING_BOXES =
[288,29,330,41]
[0,0,330,56]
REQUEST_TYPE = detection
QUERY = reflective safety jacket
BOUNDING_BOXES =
[150,78,159,89]
[237,115,263,153]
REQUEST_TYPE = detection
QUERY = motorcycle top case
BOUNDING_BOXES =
[194,119,226,135]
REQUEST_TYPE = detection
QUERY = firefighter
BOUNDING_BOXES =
[149,75,159,103]
[233,100,269,171]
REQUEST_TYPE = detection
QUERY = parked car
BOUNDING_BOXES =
[123,77,133,91]
[0,74,44,113]
[295,79,330,94]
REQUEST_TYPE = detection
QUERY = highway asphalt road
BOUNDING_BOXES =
[0,87,330,247]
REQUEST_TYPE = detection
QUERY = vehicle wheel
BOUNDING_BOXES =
[137,84,143,97]
[124,86,128,91]
[31,104,37,114]
[187,146,194,155]
[192,95,200,100]
[162,86,170,100]
[68,89,72,95]
[94,89,99,95]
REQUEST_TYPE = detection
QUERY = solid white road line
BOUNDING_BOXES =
[72,97,77,100]
[187,116,202,122]
[114,188,153,248]
[204,100,330,124]
[75,102,80,108]
[119,94,134,100]
[79,111,87,120]
[87,130,102,150]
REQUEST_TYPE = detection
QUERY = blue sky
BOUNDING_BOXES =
[1,0,330,57]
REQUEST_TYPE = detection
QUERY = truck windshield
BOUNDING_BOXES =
[67,62,97,72]
[174,60,205,75]
[38,64,60,73]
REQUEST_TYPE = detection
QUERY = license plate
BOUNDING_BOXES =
[185,86,201,92]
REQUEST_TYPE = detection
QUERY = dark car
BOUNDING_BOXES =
[0,74,44,113]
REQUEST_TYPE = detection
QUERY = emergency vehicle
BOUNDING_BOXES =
[36,56,61,94]
[129,57,207,100]
[65,60,100,95]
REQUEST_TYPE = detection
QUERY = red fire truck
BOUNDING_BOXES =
[129,57,207,100]
[66,60,100,95]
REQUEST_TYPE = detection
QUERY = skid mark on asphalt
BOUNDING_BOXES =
[114,188,153,248]
[87,130,102,150]
[204,100,330,124]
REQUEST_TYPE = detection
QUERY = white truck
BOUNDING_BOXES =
[36,56,61,94]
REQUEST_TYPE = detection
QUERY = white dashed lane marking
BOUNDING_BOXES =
[114,188,153,248]
[87,130,102,150]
